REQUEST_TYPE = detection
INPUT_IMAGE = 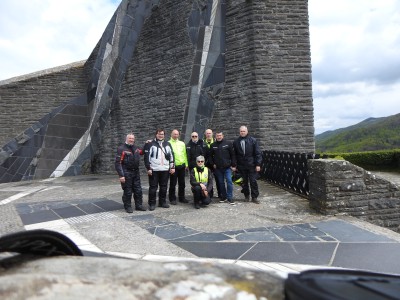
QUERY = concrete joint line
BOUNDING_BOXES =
[328,242,340,266]
[236,241,259,261]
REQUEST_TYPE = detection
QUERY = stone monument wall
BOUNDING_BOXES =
[211,0,314,151]
[96,0,314,173]
[0,0,314,181]
[95,0,195,173]
[0,62,88,146]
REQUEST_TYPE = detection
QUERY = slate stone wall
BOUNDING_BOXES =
[95,0,195,173]
[309,159,400,232]
[210,0,314,151]
[0,62,88,146]
[97,0,314,173]
[0,0,314,177]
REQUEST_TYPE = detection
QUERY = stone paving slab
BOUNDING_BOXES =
[1,173,400,275]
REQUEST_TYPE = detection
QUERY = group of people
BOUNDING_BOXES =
[115,126,262,213]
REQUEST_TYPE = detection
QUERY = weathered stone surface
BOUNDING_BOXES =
[0,256,284,300]
[0,0,315,179]
[0,62,87,147]
[308,159,400,232]
[211,0,313,153]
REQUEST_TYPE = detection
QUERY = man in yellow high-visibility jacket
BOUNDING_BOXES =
[168,129,189,205]
[190,155,213,209]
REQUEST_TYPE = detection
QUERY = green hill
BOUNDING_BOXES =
[315,113,400,153]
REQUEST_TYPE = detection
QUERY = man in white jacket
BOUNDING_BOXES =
[144,128,175,211]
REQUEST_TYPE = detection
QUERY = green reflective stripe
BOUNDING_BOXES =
[194,168,209,183]
[205,138,214,148]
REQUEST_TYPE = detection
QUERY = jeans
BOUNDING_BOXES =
[214,167,233,200]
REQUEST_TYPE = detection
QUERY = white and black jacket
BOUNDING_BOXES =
[144,139,175,172]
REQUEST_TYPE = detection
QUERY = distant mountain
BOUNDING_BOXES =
[315,113,400,153]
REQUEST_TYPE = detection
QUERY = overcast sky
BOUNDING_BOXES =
[0,0,399,135]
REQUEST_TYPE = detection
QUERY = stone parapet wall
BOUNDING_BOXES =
[308,159,400,232]
[0,256,284,300]
[0,62,88,146]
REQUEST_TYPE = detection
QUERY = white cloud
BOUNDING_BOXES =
[309,0,400,134]
[313,81,400,134]
[0,0,119,80]
[0,0,398,136]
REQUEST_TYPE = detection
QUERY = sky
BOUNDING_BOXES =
[0,0,399,135]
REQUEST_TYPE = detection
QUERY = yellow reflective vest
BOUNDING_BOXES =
[169,138,188,167]
[193,167,209,183]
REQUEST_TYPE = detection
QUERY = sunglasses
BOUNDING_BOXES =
[192,135,198,138]
[197,161,204,163]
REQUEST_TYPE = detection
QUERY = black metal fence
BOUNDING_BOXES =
[260,151,317,197]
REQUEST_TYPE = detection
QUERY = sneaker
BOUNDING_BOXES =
[125,206,133,213]
[227,199,236,206]
[170,200,177,205]
[179,199,189,203]
[219,198,227,203]
[160,203,170,208]
[244,195,250,202]
[251,197,260,204]
[194,203,200,209]
[135,206,147,211]
[149,205,156,211]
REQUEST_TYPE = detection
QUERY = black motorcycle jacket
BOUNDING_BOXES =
[233,135,262,168]
[115,143,143,177]
[209,139,236,169]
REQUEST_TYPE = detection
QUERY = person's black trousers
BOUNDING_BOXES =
[169,166,186,202]
[192,185,211,205]
[122,170,143,208]
[239,167,259,198]
[148,171,169,206]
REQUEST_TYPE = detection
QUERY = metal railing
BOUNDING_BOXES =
[260,151,317,197]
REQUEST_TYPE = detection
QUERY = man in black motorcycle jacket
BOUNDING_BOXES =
[115,133,146,213]
[233,126,263,204]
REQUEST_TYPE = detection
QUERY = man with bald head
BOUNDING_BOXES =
[168,129,189,205]
[115,133,146,213]
[233,126,262,204]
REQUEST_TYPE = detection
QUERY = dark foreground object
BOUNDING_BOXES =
[285,269,400,300]
[0,229,83,257]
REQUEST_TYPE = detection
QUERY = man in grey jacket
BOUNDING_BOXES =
[144,128,175,211]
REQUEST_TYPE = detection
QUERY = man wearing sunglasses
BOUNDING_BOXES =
[186,132,206,170]
[190,155,213,209]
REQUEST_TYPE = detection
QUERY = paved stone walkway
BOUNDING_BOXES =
[1,172,400,276]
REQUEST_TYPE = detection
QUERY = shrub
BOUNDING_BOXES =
[318,149,400,171]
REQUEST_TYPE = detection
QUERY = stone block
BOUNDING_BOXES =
[0,256,284,299]
[338,182,365,192]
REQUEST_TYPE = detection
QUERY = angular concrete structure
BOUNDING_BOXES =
[0,0,314,182]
